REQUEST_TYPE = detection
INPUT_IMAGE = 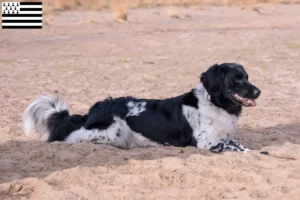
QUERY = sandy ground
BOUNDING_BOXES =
[1,4,300,200]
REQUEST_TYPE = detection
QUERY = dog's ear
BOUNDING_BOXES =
[200,64,225,96]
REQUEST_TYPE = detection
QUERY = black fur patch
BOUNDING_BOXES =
[47,111,87,142]
[182,90,198,109]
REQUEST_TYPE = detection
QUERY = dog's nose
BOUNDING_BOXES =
[253,89,261,98]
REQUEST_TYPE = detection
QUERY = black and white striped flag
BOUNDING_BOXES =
[2,1,42,29]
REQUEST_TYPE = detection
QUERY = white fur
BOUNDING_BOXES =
[65,116,159,149]
[183,84,238,149]
[126,101,147,117]
[23,95,68,140]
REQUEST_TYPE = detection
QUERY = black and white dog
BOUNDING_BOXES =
[23,63,261,153]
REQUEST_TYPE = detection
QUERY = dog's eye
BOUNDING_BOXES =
[235,79,241,83]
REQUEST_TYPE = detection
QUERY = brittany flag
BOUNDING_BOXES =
[2,1,42,29]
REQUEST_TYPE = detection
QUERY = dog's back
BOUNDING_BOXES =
[23,94,197,147]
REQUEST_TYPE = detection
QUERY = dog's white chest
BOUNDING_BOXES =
[182,84,238,149]
[183,105,238,148]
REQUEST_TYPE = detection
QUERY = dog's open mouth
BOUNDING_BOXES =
[232,93,256,106]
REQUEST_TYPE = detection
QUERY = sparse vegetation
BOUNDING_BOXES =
[111,0,129,22]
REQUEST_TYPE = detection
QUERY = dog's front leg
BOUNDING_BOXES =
[210,139,251,153]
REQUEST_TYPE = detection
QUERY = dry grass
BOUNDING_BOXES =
[111,0,129,22]
[8,0,300,21]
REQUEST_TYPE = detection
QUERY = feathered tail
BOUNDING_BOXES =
[23,95,87,142]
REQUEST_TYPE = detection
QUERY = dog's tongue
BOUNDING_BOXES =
[248,99,256,106]
[233,94,257,106]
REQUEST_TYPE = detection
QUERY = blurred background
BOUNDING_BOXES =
[3,0,300,21]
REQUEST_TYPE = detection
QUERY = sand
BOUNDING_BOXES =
[0,4,300,200]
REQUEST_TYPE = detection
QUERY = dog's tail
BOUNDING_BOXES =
[23,95,87,142]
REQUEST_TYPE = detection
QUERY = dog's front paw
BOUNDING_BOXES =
[210,143,225,153]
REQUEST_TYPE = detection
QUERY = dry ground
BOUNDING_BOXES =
[4,0,300,21]
[1,4,300,200]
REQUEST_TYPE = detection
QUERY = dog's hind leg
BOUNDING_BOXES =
[65,117,132,149]
[210,139,251,153]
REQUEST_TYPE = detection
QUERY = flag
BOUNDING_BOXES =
[2,2,42,29]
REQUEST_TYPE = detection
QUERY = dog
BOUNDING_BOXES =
[23,63,261,153]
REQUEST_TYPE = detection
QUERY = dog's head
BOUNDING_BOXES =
[201,63,261,109]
